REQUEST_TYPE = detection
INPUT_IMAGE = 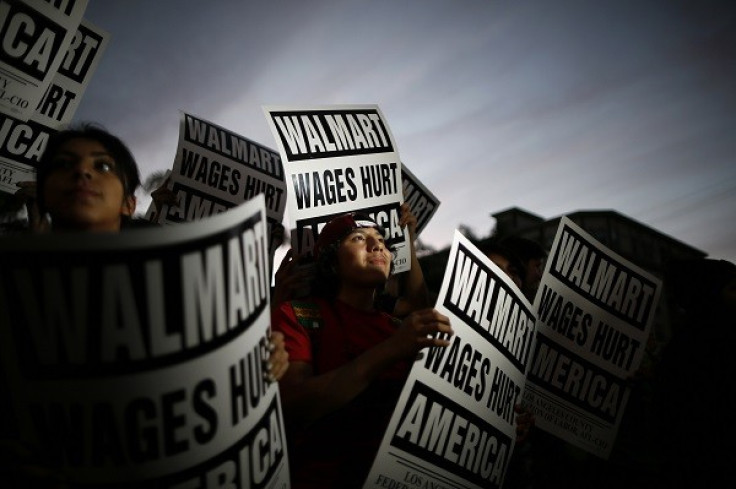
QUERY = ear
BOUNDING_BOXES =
[121,195,137,217]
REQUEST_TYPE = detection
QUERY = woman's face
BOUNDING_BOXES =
[336,226,392,288]
[42,137,136,232]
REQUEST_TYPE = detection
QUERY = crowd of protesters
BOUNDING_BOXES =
[1,124,732,488]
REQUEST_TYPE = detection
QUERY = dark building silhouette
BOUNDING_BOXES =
[491,207,706,269]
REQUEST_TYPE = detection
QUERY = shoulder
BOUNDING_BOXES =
[273,297,330,331]
[272,299,327,363]
[290,298,326,320]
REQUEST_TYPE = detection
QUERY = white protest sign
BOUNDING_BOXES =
[0,195,291,488]
[401,163,439,237]
[363,231,537,489]
[0,120,41,192]
[31,18,109,128]
[523,216,661,458]
[263,104,411,273]
[0,18,109,194]
[0,0,88,121]
[159,112,287,262]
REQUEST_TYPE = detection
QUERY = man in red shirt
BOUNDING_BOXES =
[272,213,453,489]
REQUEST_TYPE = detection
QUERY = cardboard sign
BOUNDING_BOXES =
[0,195,291,488]
[263,104,411,273]
[0,0,88,121]
[0,17,108,194]
[523,216,661,458]
[401,163,439,237]
[364,231,536,489]
[157,112,287,262]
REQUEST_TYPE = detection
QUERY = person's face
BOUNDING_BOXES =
[42,138,136,232]
[488,252,523,289]
[337,226,391,288]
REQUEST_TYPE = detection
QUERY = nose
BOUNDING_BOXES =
[71,159,93,180]
[368,236,384,251]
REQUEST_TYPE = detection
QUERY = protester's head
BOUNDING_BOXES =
[37,124,140,232]
[313,213,392,297]
[499,236,547,298]
[478,238,524,290]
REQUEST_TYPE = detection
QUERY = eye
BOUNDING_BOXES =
[50,157,75,170]
[94,159,115,173]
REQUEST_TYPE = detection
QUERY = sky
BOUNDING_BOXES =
[73,0,736,263]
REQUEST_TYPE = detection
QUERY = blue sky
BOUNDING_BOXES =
[74,0,736,262]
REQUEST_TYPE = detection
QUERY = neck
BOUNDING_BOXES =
[53,218,122,233]
[336,285,377,311]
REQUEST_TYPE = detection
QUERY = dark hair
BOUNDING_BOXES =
[499,236,547,262]
[36,123,141,215]
[477,237,525,282]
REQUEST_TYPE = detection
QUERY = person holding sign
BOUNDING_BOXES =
[272,212,454,489]
[1,125,290,486]
[35,124,288,376]
[1,124,145,486]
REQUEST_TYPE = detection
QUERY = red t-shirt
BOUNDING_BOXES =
[272,297,410,489]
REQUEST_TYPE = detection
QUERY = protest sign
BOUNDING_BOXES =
[0,0,88,121]
[0,17,109,194]
[31,19,109,128]
[0,114,48,192]
[0,195,291,488]
[401,163,439,237]
[363,231,536,489]
[523,217,661,458]
[158,112,287,263]
[263,104,411,273]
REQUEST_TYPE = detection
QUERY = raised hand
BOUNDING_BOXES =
[391,308,453,358]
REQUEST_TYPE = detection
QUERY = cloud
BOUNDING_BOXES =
[74,0,736,262]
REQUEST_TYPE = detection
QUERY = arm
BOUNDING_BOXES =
[265,331,289,382]
[271,249,315,312]
[392,203,431,317]
[275,307,453,428]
